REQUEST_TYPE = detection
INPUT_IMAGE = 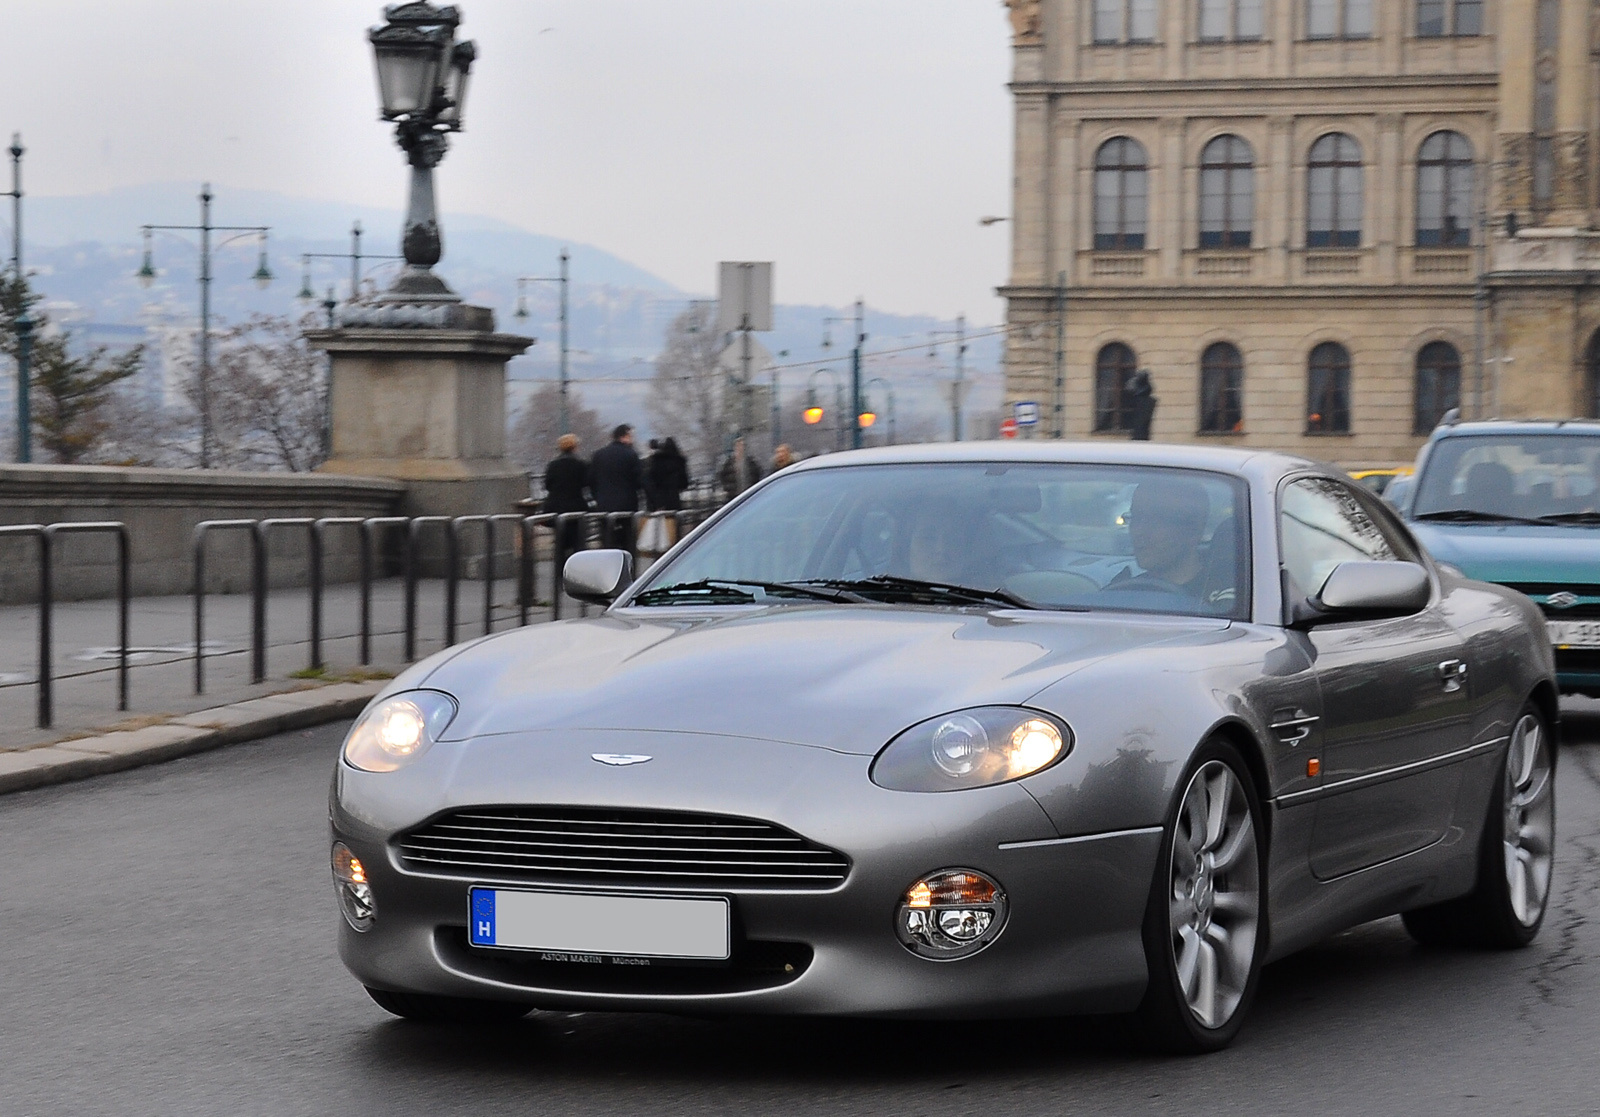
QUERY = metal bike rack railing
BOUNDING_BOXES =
[192,519,265,694]
[256,518,318,676]
[445,513,528,644]
[0,522,133,728]
[403,516,453,662]
[311,517,369,669]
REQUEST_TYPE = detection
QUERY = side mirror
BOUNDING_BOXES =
[1294,560,1429,626]
[563,549,633,605]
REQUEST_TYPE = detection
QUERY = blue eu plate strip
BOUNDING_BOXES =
[470,888,496,945]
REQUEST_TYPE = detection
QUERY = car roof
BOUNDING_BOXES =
[1431,419,1600,439]
[785,440,1323,486]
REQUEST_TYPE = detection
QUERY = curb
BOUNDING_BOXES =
[0,681,384,796]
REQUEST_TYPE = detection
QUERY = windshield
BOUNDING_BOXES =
[1413,434,1600,521]
[631,462,1251,619]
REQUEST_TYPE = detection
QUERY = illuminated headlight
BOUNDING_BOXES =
[341,690,457,773]
[896,869,1008,959]
[870,707,1070,792]
[332,842,375,931]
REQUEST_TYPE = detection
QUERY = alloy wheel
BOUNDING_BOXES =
[1503,713,1555,928]
[1168,760,1260,1030]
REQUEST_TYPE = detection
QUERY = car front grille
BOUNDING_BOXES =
[395,806,851,891]
[1502,583,1600,620]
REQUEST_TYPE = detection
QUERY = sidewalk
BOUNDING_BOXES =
[0,565,606,753]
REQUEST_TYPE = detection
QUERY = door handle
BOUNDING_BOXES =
[1437,659,1468,692]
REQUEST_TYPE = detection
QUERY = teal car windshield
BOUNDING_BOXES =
[1413,434,1600,521]
[635,463,1251,620]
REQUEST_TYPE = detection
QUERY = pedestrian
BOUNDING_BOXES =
[650,437,690,511]
[542,433,589,561]
[771,443,795,473]
[590,423,643,551]
[718,436,763,502]
[642,439,665,512]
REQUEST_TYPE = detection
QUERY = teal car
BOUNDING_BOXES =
[1393,419,1600,697]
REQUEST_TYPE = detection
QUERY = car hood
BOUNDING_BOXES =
[1409,521,1600,585]
[422,605,1232,755]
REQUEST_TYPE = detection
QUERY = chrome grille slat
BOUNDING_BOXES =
[397,806,850,890]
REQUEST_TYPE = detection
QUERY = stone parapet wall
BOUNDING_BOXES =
[0,465,407,603]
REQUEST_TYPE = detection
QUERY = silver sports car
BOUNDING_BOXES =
[331,443,1558,1052]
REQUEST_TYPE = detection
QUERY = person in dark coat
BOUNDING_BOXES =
[642,439,665,512]
[590,423,643,550]
[649,437,690,511]
[718,436,763,501]
[542,433,590,559]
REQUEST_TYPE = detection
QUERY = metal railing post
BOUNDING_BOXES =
[362,516,409,666]
[40,522,132,724]
[191,519,262,694]
[405,516,451,662]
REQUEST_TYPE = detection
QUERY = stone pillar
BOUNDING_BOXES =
[305,317,533,521]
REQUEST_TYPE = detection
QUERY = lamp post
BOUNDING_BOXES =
[514,248,570,432]
[298,221,404,303]
[367,1,476,300]
[864,376,897,445]
[821,300,867,449]
[804,367,847,452]
[137,183,274,469]
[4,133,28,462]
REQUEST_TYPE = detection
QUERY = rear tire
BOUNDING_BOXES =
[1402,703,1555,949]
[1135,739,1266,1054]
[365,986,533,1025]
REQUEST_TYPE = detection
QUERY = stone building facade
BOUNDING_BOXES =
[1000,0,1600,465]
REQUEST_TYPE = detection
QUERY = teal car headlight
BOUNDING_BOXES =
[342,690,458,773]
[870,707,1072,792]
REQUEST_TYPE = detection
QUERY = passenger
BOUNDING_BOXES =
[1122,475,1210,591]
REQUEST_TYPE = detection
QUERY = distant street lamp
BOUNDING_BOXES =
[864,376,897,446]
[805,367,846,452]
[137,183,274,469]
[367,1,476,298]
[821,301,867,449]
[514,249,570,432]
[298,221,404,303]
[4,133,29,462]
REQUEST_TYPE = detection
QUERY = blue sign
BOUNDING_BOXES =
[470,888,497,945]
[1014,401,1041,426]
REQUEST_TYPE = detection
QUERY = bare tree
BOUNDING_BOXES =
[508,383,610,472]
[646,304,730,477]
[197,315,327,472]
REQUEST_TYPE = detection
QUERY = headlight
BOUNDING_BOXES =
[870,706,1070,792]
[341,690,457,773]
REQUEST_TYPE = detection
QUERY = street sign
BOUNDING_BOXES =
[1014,400,1040,426]
[717,262,774,332]
[1000,417,1019,439]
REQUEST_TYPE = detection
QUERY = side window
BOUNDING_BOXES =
[1279,476,1398,596]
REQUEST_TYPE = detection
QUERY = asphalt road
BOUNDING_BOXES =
[4,706,1600,1117]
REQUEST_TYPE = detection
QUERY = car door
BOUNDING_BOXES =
[1278,476,1474,880]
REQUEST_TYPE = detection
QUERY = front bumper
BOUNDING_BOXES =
[331,729,1160,1018]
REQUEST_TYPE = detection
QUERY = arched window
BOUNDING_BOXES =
[1095,343,1138,432]
[1307,133,1363,248]
[1200,343,1244,433]
[1414,342,1462,434]
[1307,342,1352,433]
[1095,138,1149,251]
[1200,136,1254,248]
[1417,131,1474,247]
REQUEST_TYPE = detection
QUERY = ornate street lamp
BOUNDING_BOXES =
[367,2,476,299]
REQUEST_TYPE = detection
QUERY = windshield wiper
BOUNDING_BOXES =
[1533,511,1600,525]
[1413,509,1546,525]
[631,578,867,606]
[801,575,1042,610]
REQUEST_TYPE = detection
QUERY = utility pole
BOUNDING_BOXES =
[350,221,363,299]
[1053,270,1066,439]
[1472,159,1489,421]
[955,314,966,441]
[850,299,866,450]
[6,133,28,462]
[514,248,571,433]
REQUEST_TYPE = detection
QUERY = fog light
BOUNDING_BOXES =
[896,868,1007,960]
[332,842,375,931]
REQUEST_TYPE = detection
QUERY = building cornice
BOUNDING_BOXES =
[1011,73,1499,98]
[997,284,1477,302]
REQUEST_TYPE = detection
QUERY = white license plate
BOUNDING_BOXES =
[468,887,730,960]
[1548,620,1600,649]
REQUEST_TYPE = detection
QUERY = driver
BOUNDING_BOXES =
[1121,475,1210,590]
[905,503,973,584]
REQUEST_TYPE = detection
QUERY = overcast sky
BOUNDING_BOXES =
[0,0,1014,323]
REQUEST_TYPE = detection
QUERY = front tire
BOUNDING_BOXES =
[1135,740,1266,1054]
[1402,703,1555,949]
[365,986,533,1025]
